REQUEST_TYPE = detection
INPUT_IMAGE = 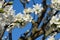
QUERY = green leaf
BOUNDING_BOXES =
[0,8,4,13]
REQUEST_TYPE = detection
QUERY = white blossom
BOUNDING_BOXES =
[15,13,33,22]
[50,14,60,28]
[50,14,60,24]
[51,0,60,10]
[0,5,15,32]
[14,13,24,22]
[13,12,33,27]
[51,0,60,3]
[23,8,33,14]
[33,3,43,15]
[23,14,33,22]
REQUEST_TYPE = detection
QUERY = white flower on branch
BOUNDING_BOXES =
[51,0,60,4]
[23,14,33,22]
[12,13,26,27]
[23,8,33,14]
[50,14,60,24]
[14,13,24,22]
[23,3,43,17]
[13,13,33,27]
[15,13,33,22]
[51,0,60,10]
[50,14,60,28]
[33,3,43,15]
[0,5,15,31]
[0,3,33,31]
[3,8,15,24]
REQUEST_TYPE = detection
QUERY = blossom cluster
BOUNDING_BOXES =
[0,6,33,32]
[51,0,60,10]
[0,5,15,31]
[23,3,43,16]
[50,13,60,28]
[0,0,60,40]
[0,1,43,32]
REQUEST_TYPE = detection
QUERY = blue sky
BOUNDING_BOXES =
[3,0,60,40]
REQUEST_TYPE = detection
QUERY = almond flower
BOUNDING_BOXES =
[14,13,33,27]
[33,3,43,15]
[0,5,15,33]
[51,0,60,10]
[6,13,33,32]
[23,3,43,16]
[23,14,33,22]
[14,13,24,22]
[14,13,25,27]
[23,8,33,14]
[15,13,33,22]
[50,14,60,28]
[3,5,15,24]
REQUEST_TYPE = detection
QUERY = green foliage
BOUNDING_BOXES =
[0,8,4,13]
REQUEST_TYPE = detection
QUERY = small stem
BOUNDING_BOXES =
[9,31,12,40]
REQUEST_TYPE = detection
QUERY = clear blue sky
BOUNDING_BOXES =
[3,0,60,40]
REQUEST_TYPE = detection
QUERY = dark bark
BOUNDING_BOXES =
[9,31,12,40]
[0,25,9,40]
